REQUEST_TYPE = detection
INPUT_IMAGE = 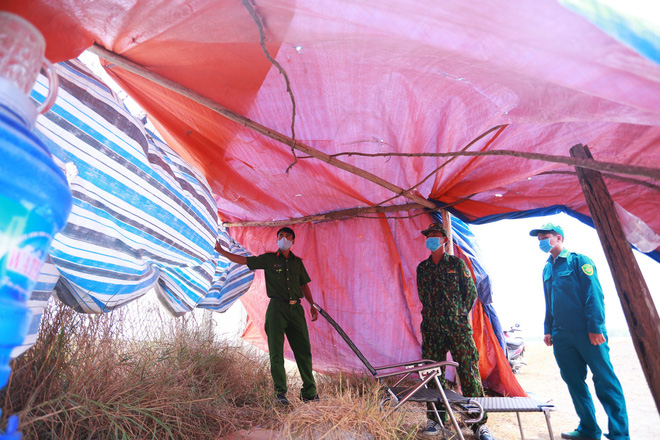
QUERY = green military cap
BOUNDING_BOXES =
[529,222,564,238]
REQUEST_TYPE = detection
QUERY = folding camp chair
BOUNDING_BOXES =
[314,304,483,440]
[314,304,555,440]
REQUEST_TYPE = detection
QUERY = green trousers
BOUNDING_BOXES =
[552,330,629,440]
[264,300,317,399]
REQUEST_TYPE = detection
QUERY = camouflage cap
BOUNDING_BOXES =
[421,222,447,236]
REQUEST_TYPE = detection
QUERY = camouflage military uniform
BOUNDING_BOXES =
[417,253,487,426]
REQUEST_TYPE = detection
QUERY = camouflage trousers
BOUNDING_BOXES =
[421,317,487,428]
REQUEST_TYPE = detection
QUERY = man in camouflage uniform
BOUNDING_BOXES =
[417,222,494,440]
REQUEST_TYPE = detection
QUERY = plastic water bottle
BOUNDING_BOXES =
[0,12,72,439]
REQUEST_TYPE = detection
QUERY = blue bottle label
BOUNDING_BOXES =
[0,193,54,303]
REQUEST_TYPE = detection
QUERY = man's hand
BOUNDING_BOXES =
[214,240,247,265]
[543,334,553,346]
[589,333,606,345]
[310,306,318,322]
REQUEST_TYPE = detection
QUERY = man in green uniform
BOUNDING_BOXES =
[531,223,629,440]
[215,227,319,405]
[417,223,494,440]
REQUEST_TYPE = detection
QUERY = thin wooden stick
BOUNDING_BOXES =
[241,0,299,172]
[374,125,507,207]
[539,170,660,192]
[89,44,437,210]
[309,149,660,181]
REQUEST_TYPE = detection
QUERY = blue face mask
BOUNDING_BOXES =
[539,238,553,253]
[425,237,442,251]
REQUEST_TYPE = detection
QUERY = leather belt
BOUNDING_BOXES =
[270,297,301,305]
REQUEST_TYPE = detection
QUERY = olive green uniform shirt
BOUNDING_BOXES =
[246,251,311,300]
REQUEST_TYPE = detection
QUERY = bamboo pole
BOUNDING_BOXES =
[88,44,436,210]
[570,144,660,412]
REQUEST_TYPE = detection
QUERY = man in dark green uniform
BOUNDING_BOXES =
[531,223,628,440]
[215,227,319,405]
[417,223,494,440]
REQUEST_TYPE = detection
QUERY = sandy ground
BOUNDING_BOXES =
[485,337,656,439]
[223,337,656,439]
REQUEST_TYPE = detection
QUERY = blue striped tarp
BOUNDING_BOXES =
[12,59,254,357]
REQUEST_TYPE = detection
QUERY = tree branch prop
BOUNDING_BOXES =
[89,44,437,210]
[241,0,299,173]
[299,148,660,181]
[222,195,476,227]
[373,125,507,207]
[222,202,424,227]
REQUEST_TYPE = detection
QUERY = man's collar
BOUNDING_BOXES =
[427,252,449,263]
[547,247,569,263]
[276,250,296,259]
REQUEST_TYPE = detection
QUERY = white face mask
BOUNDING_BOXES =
[277,237,293,251]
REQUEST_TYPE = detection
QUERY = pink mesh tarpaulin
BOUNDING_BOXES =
[5,0,659,396]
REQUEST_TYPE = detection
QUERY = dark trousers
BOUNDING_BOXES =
[552,330,629,440]
[422,317,487,429]
[264,300,317,399]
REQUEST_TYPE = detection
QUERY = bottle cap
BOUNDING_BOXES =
[0,77,37,128]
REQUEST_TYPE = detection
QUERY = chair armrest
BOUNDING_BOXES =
[373,359,458,371]
[374,360,459,380]
[373,359,435,371]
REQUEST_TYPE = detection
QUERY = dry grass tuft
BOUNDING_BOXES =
[276,382,418,440]
[1,301,279,439]
[1,301,432,439]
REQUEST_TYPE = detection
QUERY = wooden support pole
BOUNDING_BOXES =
[202,309,214,341]
[570,144,660,412]
[88,44,436,210]
[441,209,454,256]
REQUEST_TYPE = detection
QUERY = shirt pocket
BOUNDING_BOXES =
[444,271,461,289]
[288,265,301,285]
[555,268,574,292]
[542,269,551,292]
[543,270,552,282]
[271,263,287,282]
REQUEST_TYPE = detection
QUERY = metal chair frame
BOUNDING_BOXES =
[314,304,555,440]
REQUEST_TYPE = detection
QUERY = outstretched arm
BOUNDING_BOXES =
[215,240,247,265]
